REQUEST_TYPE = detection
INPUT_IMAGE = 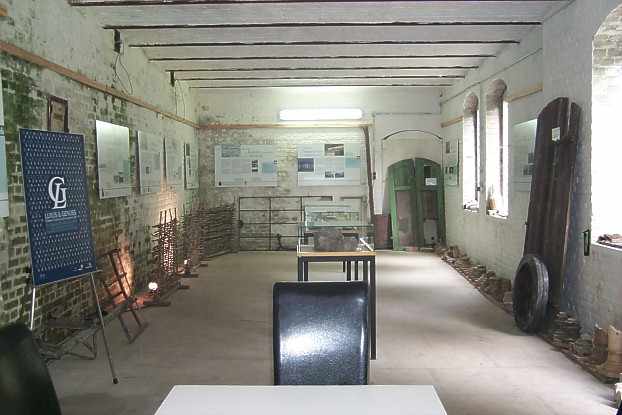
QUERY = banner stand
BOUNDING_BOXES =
[29,284,36,331]
[89,272,119,384]
[28,271,119,384]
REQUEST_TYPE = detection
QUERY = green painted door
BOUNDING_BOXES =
[387,158,445,250]
[413,158,445,247]
[387,159,416,250]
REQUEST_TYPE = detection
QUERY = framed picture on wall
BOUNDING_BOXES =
[47,96,69,133]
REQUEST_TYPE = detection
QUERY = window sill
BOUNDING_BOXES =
[593,241,622,253]
[463,207,479,214]
[487,211,508,220]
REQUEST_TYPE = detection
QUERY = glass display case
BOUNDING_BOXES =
[298,223,375,253]
[304,204,362,228]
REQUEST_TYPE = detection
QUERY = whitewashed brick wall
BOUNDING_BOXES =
[441,29,543,281]
[543,0,622,330]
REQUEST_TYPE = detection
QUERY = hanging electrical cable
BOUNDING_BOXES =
[113,52,133,96]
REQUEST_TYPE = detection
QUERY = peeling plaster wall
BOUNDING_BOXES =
[0,0,200,328]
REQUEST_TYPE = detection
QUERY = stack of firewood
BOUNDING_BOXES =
[181,203,201,266]
[197,203,235,259]
[150,208,183,292]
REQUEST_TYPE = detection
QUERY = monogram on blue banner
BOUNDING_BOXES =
[20,129,97,286]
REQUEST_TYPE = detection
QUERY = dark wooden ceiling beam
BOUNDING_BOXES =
[106,22,540,30]
[177,75,464,80]
[70,0,568,6]
[164,65,479,71]
[150,54,494,61]
[190,83,453,89]
[131,40,518,48]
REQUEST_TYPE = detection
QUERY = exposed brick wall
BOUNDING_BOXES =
[0,1,199,329]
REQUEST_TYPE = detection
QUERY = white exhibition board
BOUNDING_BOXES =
[137,131,163,194]
[297,143,362,186]
[0,74,8,217]
[215,144,277,187]
[444,139,459,187]
[96,120,131,199]
[511,119,537,192]
[184,137,199,190]
[165,137,184,192]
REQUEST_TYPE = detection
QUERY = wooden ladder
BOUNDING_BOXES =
[99,249,148,343]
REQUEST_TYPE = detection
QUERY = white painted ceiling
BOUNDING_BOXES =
[68,0,570,90]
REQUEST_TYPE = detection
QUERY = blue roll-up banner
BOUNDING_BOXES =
[20,129,97,286]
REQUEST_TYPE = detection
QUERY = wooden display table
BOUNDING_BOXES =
[297,245,376,359]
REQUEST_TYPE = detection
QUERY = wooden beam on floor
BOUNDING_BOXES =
[0,40,199,128]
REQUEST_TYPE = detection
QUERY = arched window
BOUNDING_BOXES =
[462,93,480,210]
[592,5,622,245]
[485,80,509,217]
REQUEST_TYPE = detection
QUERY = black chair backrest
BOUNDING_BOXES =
[0,323,62,415]
[273,281,369,385]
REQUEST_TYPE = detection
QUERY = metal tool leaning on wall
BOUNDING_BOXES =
[513,97,581,333]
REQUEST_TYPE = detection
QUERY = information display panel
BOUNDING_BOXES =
[215,144,277,187]
[297,143,361,186]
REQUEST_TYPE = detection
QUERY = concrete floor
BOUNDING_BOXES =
[50,251,616,415]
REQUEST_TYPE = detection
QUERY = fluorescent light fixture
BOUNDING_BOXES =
[279,108,363,121]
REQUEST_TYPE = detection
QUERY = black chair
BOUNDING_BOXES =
[0,323,62,415]
[273,281,369,385]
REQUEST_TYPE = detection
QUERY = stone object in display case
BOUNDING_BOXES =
[313,228,345,252]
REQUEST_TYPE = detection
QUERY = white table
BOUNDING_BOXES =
[154,385,447,415]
